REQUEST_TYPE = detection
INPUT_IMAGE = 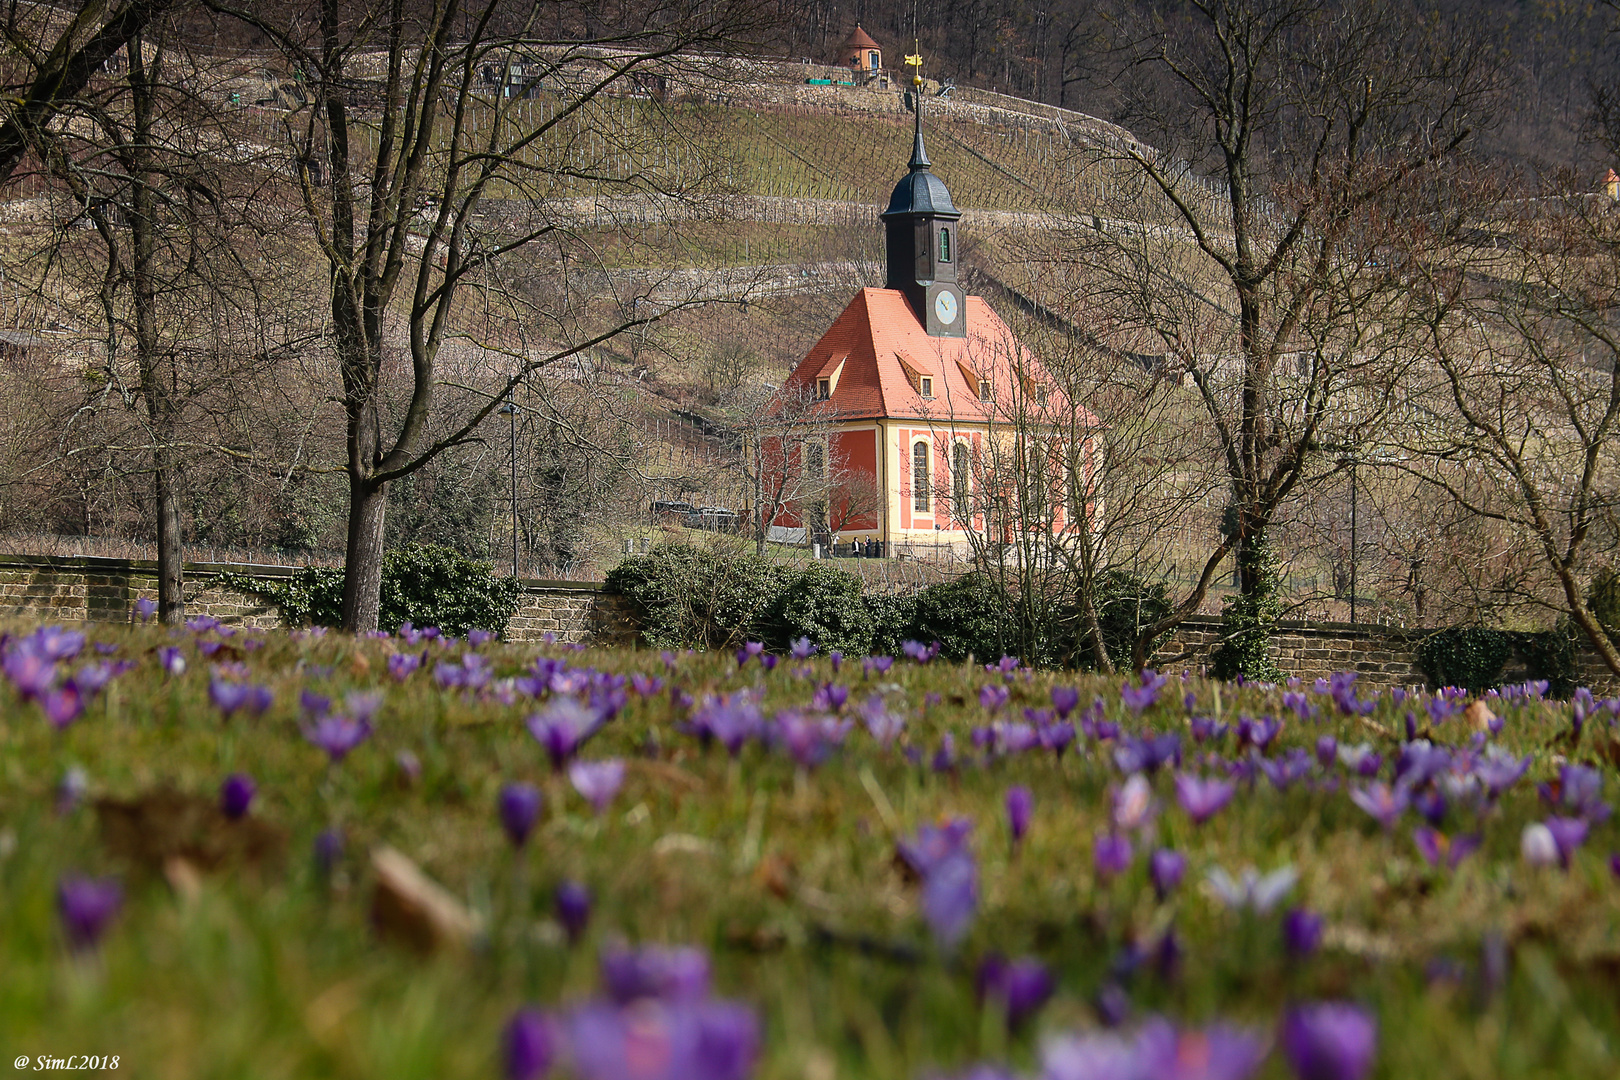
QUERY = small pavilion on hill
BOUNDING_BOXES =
[764,85,1099,558]
[840,25,883,79]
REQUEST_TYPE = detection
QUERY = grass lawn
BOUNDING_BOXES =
[2,619,1617,1079]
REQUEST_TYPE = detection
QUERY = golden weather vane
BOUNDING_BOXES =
[904,42,924,87]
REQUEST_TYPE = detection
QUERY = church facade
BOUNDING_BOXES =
[764,107,1099,558]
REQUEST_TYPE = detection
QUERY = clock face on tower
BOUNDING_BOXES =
[933,290,958,325]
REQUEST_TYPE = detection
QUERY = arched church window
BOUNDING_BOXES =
[913,441,931,512]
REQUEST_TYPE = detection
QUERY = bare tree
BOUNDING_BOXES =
[1397,164,1620,678]
[217,0,768,629]
[1049,0,1501,672]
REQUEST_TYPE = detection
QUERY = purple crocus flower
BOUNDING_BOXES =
[629,672,664,697]
[387,652,422,681]
[1149,849,1187,900]
[41,683,84,729]
[684,692,763,758]
[1174,773,1237,825]
[1349,782,1409,831]
[499,783,543,847]
[1259,749,1313,791]
[561,998,759,1080]
[1315,736,1338,768]
[502,1007,555,1080]
[979,683,1010,714]
[897,819,974,878]
[1120,669,1166,714]
[810,682,849,713]
[789,637,818,660]
[58,875,122,951]
[1237,714,1283,751]
[209,675,251,717]
[302,715,373,763]
[1043,1018,1265,1080]
[863,656,894,677]
[527,696,603,769]
[975,955,1055,1027]
[1282,1001,1378,1080]
[1051,685,1080,719]
[735,641,765,668]
[220,773,256,819]
[600,944,712,1004]
[902,640,940,663]
[133,596,158,622]
[569,760,626,815]
[1413,827,1481,870]
[922,850,978,949]
[1094,831,1133,877]
[1006,786,1034,845]
[1475,747,1531,797]
[1545,816,1589,868]
[555,881,591,943]
[1283,907,1324,956]
[857,693,906,746]
[5,641,56,700]
[1190,715,1229,743]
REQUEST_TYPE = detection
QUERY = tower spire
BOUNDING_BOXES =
[904,43,929,169]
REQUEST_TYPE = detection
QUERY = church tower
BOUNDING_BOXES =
[882,63,964,338]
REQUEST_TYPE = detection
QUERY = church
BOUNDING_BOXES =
[764,85,1098,559]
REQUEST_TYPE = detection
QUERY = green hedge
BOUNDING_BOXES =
[603,544,788,651]
[220,545,521,638]
[1415,624,1580,697]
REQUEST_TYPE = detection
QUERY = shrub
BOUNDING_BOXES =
[604,543,788,651]
[909,572,1011,663]
[865,590,921,657]
[220,545,521,638]
[1056,570,1173,671]
[762,563,875,656]
[1418,624,1580,697]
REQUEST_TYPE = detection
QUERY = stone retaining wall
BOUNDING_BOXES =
[0,554,633,646]
[1158,615,1618,692]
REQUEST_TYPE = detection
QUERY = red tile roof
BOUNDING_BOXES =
[782,288,1095,427]
[842,25,881,50]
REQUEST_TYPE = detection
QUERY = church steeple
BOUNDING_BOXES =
[882,49,964,338]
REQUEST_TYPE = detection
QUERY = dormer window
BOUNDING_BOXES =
[938,227,951,262]
[817,378,830,400]
[978,379,992,402]
[1036,385,1048,406]
[919,376,933,398]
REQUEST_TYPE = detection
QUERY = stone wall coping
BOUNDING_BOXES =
[0,554,606,593]
[1173,613,1452,642]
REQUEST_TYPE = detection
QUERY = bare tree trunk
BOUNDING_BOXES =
[128,34,184,622]
[341,479,387,631]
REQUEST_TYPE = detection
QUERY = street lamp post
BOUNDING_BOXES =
[1348,437,1358,625]
[499,394,519,578]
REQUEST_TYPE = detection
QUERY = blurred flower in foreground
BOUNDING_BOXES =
[1149,849,1187,900]
[1283,908,1324,956]
[556,881,591,943]
[1174,773,1236,825]
[1006,786,1034,845]
[1281,1001,1377,1080]
[600,943,712,1004]
[58,875,122,951]
[569,760,627,815]
[975,954,1055,1028]
[499,784,543,848]
[1041,1016,1266,1080]
[303,715,373,764]
[502,1008,555,1080]
[1520,822,1560,868]
[1207,865,1298,914]
[220,773,256,819]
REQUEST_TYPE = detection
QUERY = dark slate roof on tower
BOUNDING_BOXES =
[881,93,959,219]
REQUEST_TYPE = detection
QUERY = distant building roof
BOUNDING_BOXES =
[782,288,1093,426]
[0,330,50,348]
[842,25,880,50]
